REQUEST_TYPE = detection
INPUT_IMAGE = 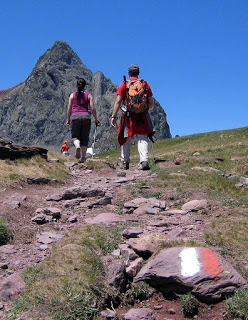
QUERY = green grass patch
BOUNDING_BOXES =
[123,282,152,306]
[159,239,201,249]
[205,212,248,251]
[225,289,248,319]
[8,225,123,320]
[204,210,248,277]
[85,159,111,169]
[0,216,10,245]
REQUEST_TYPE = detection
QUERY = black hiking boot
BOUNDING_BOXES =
[141,161,150,170]
[78,157,86,163]
[120,162,129,170]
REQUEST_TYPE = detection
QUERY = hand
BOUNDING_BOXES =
[95,120,100,126]
[111,117,117,128]
[66,121,70,127]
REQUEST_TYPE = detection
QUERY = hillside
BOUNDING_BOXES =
[0,40,171,154]
[0,126,247,320]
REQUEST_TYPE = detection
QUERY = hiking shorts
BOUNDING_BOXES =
[70,116,91,147]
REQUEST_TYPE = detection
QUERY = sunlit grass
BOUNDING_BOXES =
[8,225,124,320]
[0,152,69,186]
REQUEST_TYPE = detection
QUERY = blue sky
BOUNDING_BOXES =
[0,0,247,137]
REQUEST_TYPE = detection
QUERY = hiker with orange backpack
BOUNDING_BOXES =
[111,64,155,170]
[61,140,70,156]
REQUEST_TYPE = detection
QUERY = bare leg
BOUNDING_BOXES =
[73,139,80,149]
[81,146,87,158]
[73,139,81,159]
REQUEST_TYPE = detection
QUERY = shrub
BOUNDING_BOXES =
[131,282,150,301]
[123,282,153,306]
[181,292,199,317]
[0,216,9,245]
[225,289,248,319]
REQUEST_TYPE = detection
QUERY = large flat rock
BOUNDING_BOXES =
[134,247,247,302]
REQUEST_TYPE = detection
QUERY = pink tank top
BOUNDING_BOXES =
[71,91,90,115]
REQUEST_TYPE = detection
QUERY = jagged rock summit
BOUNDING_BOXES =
[0,40,171,153]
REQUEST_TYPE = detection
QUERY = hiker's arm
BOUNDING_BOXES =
[147,96,153,110]
[66,94,73,126]
[111,95,123,128]
[88,94,99,125]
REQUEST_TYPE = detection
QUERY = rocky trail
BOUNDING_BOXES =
[0,158,246,320]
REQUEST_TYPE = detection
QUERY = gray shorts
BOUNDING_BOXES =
[70,115,91,147]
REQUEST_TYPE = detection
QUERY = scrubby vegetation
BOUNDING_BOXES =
[181,293,199,317]
[0,216,9,245]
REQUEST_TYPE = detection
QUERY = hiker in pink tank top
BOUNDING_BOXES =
[71,91,90,114]
[66,78,100,163]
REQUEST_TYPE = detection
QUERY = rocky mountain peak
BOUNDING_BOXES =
[0,40,171,153]
[35,40,84,69]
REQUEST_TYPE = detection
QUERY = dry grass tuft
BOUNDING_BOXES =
[0,152,69,186]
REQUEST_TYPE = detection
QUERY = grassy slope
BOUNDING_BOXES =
[0,152,70,187]
[3,126,248,319]
[100,126,248,162]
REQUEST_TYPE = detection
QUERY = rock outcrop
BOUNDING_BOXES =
[0,137,47,160]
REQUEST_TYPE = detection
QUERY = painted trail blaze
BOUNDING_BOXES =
[179,247,223,278]
[200,248,223,277]
[179,248,201,277]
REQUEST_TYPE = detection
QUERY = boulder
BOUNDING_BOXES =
[0,274,25,301]
[47,187,105,201]
[2,200,20,209]
[84,212,138,225]
[119,245,139,264]
[181,199,208,212]
[124,197,166,210]
[240,177,248,185]
[27,177,51,184]
[164,208,188,215]
[122,228,144,239]
[123,308,155,320]
[88,196,112,208]
[100,308,116,319]
[31,214,50,224]
[133,206,159,215]
[45,207,62,219]
[107,260,127,292]
[126,258,144,277]
[134,247,247,302]
[0,137,47,160]
[127,234,165,259]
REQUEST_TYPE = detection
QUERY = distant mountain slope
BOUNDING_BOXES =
[0,83,22,98]
[0,40,171,153]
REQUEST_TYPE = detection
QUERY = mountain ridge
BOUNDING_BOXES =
[0,40,171,153]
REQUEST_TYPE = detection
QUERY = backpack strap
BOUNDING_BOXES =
[123,75,130,106]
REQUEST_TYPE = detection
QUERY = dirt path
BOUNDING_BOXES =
[0,160,228,319]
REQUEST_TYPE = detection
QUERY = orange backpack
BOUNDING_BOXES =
[125,79,148,113]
